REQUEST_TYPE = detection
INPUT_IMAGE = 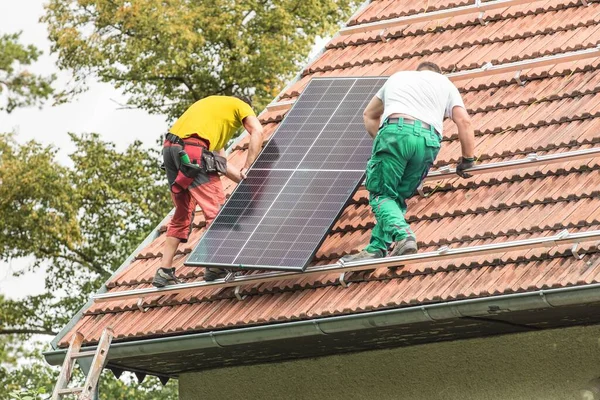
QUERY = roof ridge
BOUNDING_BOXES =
[333,0,587,49]
[306,18,600,75]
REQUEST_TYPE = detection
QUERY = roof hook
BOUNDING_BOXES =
[234,286,247,301]
[339,272,351,288]
[571,243,585,260]
[136,297,148,313]
[514,70,526,86]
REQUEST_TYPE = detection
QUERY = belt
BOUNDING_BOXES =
[165,133,209,148]
[386,117,432,130]
[385,118,441,139]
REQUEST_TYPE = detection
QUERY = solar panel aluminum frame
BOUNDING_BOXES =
[185,77,386,272]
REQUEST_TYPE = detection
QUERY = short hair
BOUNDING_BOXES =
[417,61,442,74]
[233,95,253,107]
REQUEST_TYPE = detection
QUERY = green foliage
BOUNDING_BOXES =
[0,334,177,399]
[0,132,170,334]
[43,0,360,120]
[0,32,56,113]
[0,132,173,397]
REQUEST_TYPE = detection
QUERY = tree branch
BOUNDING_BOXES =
[0,328,57,336]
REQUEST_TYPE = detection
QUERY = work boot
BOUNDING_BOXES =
[340,249,385,263]
[152,267,180,288]
[204,267,228,282]
[388,236,418,258]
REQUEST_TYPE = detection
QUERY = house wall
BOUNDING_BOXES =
[180,324,600,400]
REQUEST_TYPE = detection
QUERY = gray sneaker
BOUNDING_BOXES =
[389,236,418,258]
[340,249,385,263]
[152,267,180,288]
[204,268,228,282]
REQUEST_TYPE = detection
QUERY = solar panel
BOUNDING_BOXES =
[185,77,387,271]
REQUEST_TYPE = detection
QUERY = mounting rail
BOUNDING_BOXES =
[424,147,600,182]
[265,46,600,112]
[92,229,600,303]
[340,0,546,35]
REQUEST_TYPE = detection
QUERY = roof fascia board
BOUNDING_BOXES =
[45,282,600,369]
[49,210,176,350]
[340,0,547,35]
[92,229,600,303]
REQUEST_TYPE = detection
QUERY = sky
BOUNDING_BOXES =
[0,1,330,300]
[0,0,167,299]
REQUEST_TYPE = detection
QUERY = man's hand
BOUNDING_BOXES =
[240,167,249,180]
[456,157,475,178]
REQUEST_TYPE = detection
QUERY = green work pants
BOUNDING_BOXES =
[364,118,441,254]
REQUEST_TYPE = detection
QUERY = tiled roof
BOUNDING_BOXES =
[57,0,600,351]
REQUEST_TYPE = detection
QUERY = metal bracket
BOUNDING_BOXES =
[136,297,148,313]
[224,271,236,282]
[477,11,487,25]
[582,0,589,6]
[438,245,450,254]
[438,165,451,174]
[338,258,347,267]
[526,152,539,161]
[339,272,351,288]
[421,307,435,321]
[571,243,585,260]
[482,61,494,71]
[379,28,388,42]
[234,286,247,301]
[545,229,571,248]
[417,182,425,197]
[514,70,526,86]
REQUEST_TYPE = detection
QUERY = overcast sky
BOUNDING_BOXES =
[0,0,167,299]
[0,1,330,300]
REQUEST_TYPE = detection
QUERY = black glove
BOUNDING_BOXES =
[456,156,475,178]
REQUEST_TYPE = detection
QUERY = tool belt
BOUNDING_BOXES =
[164,133,228,193]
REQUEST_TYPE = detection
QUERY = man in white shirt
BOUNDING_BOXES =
[342,62,476,262]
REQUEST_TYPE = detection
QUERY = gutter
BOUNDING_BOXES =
[44,280,600,370]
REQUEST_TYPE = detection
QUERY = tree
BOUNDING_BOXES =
[0,330,178,399]
[0,32,56,113]
[42,0,361,120]
[0,132,170,335]
[0,134,175,398]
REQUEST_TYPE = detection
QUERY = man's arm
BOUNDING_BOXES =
[241,115,263,177]
[451,106,476,178]
[363,96,384,138]
[214,115,263,183]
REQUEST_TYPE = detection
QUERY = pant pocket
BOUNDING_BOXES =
[423,132,441,150]
[365,158,383,194]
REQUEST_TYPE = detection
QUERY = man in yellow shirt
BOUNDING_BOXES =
[153,95,263,286]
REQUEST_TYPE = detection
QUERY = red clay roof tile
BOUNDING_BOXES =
[56,0,600,348]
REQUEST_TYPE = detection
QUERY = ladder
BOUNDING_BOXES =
[51,328,113,400]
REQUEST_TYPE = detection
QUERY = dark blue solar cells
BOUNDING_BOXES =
[186,77,387,271]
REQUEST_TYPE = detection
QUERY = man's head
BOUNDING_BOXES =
[416,61,442,74]
[233,95,253,108]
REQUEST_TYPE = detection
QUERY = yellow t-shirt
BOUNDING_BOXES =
[170,96,255,151]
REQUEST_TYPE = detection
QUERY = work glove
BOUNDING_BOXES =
[456,156,475,178]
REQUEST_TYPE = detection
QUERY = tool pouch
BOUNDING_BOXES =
[201,151,227,174]
[172,161,204,194]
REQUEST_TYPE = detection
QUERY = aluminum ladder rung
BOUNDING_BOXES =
[57,387,83,395]
[51,328,113,400]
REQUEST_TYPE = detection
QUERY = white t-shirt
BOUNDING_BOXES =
[375,70,465,135]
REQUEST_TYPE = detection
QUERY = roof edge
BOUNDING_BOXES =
[49,210,175,350]
[44,282,600,370]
